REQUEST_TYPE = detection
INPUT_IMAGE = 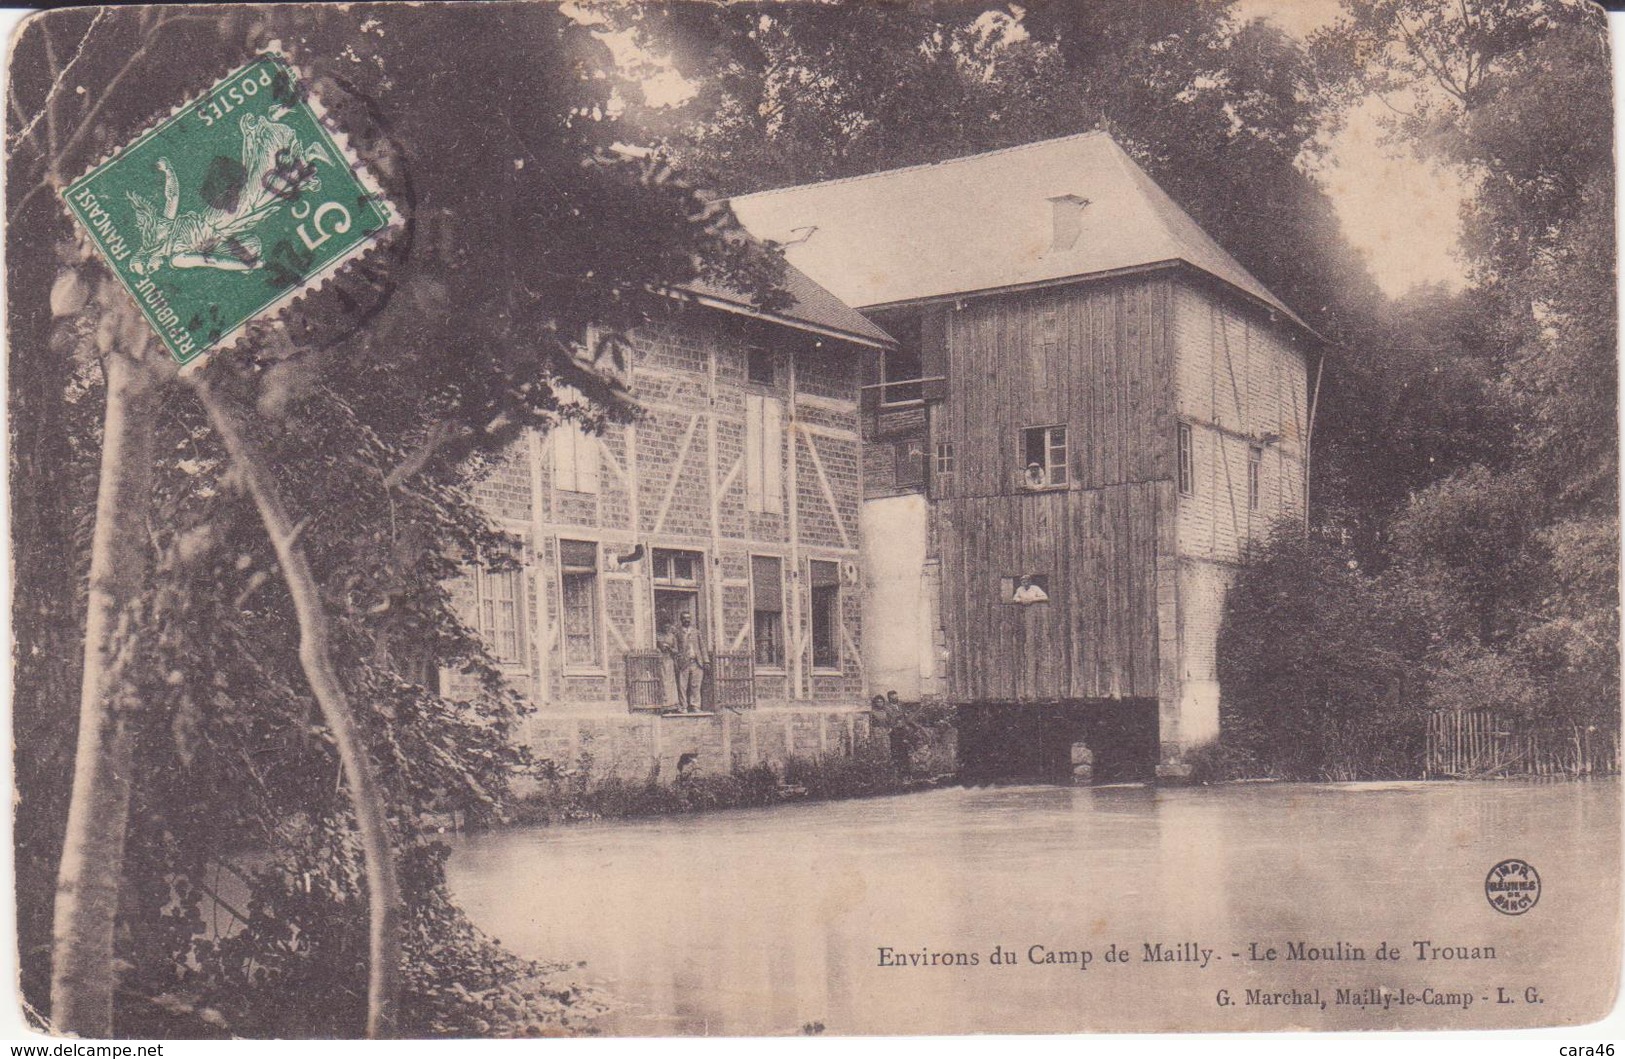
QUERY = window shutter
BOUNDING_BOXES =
[577,429,600,494]
[763,398,783,514]
[746,394,763,510]
[751,555,783,610]
[552,424,577,492]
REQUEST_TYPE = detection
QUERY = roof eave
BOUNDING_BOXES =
[854,260,1324,346]
[1167,262,1325,346]
[666,286,896,351]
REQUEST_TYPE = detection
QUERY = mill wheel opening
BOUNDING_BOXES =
[956,700,1159,785]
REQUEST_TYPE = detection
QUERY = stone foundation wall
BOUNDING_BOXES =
[514,705,877,793]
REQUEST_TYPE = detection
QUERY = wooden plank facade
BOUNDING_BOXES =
[867,268,1310,778]
[928,275,1172,705]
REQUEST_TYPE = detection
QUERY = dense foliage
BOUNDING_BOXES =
[1213,527,1431,779]
[11,4,785,1037]
[1221,0,1615,777]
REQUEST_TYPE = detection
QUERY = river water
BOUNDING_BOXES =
[446,780,1620,1036]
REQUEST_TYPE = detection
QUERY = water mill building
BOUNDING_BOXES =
[453,131,1317,784]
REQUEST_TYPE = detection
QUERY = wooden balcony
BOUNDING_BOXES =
[625,651,666,711]
[860,376,946,441]
[703,653,757,711]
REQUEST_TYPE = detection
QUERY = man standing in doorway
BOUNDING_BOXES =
[660,611,708,712]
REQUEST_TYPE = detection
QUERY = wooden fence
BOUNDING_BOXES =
[1424,709,1619,779]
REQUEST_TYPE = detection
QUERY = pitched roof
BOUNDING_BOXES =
[729,130,1309,334]
[677,260,895,350]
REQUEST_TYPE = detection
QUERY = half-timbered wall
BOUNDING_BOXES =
[448,304,868,719]
[442,447,543,704]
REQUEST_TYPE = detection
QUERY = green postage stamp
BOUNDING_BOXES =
[62,53,396,365]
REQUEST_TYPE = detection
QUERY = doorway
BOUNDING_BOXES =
[651,549,706,705]
[651,548,705,642]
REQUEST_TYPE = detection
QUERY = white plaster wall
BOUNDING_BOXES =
[859,493,932,700]
[1176,682,1222,749]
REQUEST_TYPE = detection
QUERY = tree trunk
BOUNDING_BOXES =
[49,347,160,1037]
[190,374,401,1038]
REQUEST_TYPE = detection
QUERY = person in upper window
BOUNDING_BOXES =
[1023,462,1046,489]
[1013,574,1050,605]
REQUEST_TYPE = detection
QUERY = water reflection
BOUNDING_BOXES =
[446,780,1620,1036]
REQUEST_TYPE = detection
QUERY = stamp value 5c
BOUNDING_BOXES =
[63,52,396,365]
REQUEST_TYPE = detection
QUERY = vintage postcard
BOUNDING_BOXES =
[6,0,1619,1042]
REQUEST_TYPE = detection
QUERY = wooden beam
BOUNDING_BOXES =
[840,622,861,677]
[707,335,724,653]
[717,452,746,503]
[797,424,852,550]
[627,421,647,647]
[594,434,629,486]
[787,357,803,700]
[525,429,553,705]
[604,613,630,654]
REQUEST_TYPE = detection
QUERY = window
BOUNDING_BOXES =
[653,548,701,586]
[751,555,785,669]
[475,566,526,665]
[1248,444,1263,511]
[809,560,841,671]
[558,539,601,669]
[747,345,776,386]
[1021,425,1068,488]
[1001,573,1051,606]
[552,423,600,494]
[745,394,784,514]
[935,442,956,476]
[1177,422,1195,497]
